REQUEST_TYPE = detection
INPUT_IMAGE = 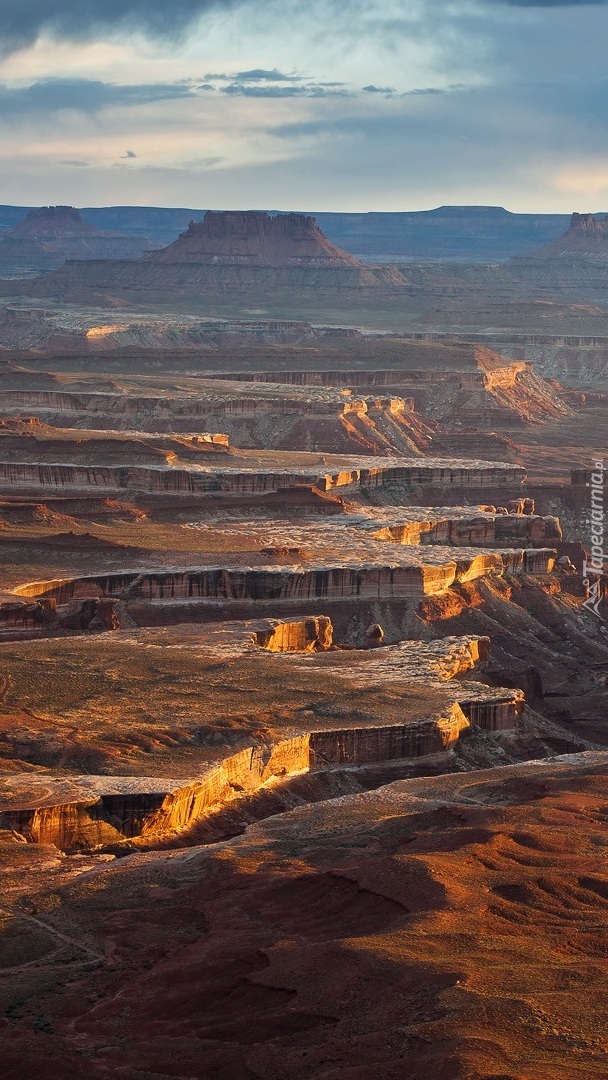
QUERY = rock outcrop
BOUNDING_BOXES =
[204,358,571,427]
[4,753,608,1080]
[1,210,407,299]
[14,546,556,608]
[0,630,524,851]
[523,212,608,260]
[0,456,527,498]
[0,205,151,266]
[0,385,435,454]
[7,206,109,241]
[147,211,364,267]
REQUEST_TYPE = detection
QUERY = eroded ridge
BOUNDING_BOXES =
[0,624,526,852]
[11,546,556,606]
[0,454,526,497]
[0,459,563,637]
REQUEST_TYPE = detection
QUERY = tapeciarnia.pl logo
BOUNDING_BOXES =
[582,458,606,619]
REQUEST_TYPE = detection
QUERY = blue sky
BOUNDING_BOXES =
[0,0,606,210]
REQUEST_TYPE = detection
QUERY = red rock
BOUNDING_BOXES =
[528,211,608,258]
[6,206,108,240]
[149,210,363,267]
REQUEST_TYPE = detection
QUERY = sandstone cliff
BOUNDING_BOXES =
[1,210,408,299]
[7,206,111,241]
[523,212,608,260]
[0,205,151,267]
[147,211,364,267]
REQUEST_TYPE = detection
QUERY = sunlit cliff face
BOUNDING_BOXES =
[85,325,130,338]
[0,0,607,209]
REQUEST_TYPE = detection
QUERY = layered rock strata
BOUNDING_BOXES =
[0,630,523,850]
[0,205,150,267]
[13,546,556,607]
[203,362,569,426]
[0,387,435,454]
[524,212,608,260]
[146,211,364,267]
[4,753,608,1080]
[0,456,526,498]
[2,211,406,298]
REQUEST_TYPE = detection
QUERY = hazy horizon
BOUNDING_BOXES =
[0,203,604,217]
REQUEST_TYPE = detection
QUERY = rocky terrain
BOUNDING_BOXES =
[0,211,408,304]
[2,753,608,1079]
[3,209,608,393]
[524,212,608,260]
[0,206,152,278]
[147,212,364,268]
[0,214,607,1079]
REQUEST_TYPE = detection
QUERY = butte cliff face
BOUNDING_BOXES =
[4,210,407,299]
[0,205,151,271]
[148,210,364,267]
[6,205,107,241]
[524,211,608,259]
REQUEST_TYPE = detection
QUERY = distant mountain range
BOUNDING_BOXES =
[0,204,597,263]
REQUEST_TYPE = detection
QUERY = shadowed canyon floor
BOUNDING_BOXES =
[1,755,608,1079]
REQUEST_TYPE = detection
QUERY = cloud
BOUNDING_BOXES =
[121,149,137,158]
[112,155,224,170]
[0,0,242,54]
[59,159,90,166]
[0,77,195,116]
[206,68,304,82]
[199,66,350,98]
[219,82,349,97]
[1,0,608,212]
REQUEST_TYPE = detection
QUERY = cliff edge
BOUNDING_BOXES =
[147,210,364,267]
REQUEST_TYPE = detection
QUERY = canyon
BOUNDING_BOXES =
[0,207,606,1080]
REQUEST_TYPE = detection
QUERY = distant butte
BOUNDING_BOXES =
[5,205,117,240]
[525,210,608,259]
[1,208,405,301]
[0,205,152,267]
[146,210,364,267]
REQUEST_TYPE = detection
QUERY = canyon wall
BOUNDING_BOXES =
[0,459,527,498]
[0,687,524,852]
[14,549,556,606]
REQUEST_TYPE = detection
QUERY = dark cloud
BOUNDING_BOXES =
[220,82,348,97]
[0,0,605,58]
[0,78,195,115]
[121,149,137,158]
[203,69,304,83]
[0,0,240,53]
[270,76,608,171]
[234,69,303,82]
[362,85,396,94]
[403,86,448,96]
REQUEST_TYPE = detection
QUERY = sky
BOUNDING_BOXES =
[0,0,606,211]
